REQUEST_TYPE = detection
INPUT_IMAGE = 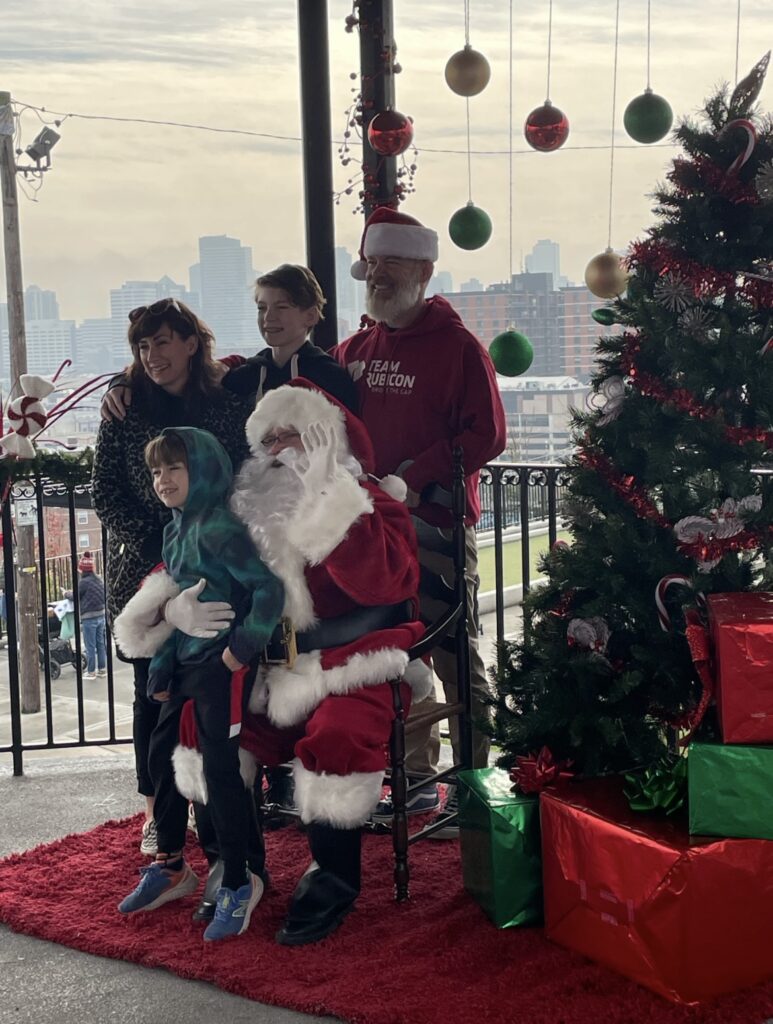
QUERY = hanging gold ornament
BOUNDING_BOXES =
[584,248,629,299]
[445,44,491,97]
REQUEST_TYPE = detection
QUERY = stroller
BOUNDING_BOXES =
[39,605,86,680]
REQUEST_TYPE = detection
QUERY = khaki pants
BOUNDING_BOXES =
[404,523,491,777]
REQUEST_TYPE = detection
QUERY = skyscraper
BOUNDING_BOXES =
[525,240,566,289]
[24,285,59,321]
[190,235,257,357]
[109,277,198,367]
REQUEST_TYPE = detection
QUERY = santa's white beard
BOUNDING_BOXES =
[366,275,423,324]
[230,453,304,556]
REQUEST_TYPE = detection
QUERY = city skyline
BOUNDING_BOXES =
[1,233,606,387]
[2,1,771,322]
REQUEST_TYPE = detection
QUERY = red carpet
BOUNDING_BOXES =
[1,816,773,1024]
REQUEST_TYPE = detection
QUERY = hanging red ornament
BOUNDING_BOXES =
[367,109,414,157]
[524,101,569,152]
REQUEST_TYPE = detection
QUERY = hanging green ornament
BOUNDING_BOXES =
[489,330,533,376]
[448,201,492,250]
[623,88,673,144]
[591,307,618,326]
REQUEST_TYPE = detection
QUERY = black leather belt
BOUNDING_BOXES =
[264,600,414,664]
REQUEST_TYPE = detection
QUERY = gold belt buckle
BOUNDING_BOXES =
[264,616,297,669]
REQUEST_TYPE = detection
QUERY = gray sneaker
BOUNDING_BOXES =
[140,818,158,855]
[371,784,440,822]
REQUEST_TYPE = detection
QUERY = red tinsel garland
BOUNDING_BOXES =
[626,238,773,308]
[617,334,773,449]
[669,155,761,205]
[577,442,768,558]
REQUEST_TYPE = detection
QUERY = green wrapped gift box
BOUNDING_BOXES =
[689,741,773,840]
[457,767,542,928]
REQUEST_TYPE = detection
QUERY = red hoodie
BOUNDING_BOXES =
[334,295,506,526]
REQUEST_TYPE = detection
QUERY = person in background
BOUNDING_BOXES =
[334,207,507,838]
[92,297,252,858]
[77,551,107,679]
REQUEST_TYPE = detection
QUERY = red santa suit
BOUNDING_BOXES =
[231,380,431,829]
[117,380,431,831]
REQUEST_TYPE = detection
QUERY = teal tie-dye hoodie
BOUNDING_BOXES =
[148,426,284,693]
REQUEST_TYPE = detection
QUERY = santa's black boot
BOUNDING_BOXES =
[275,823,361,946]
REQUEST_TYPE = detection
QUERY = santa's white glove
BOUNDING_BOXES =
[163,578,235,638]
[292,421,339,496]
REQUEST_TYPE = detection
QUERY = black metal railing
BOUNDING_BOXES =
[0,463,569,774]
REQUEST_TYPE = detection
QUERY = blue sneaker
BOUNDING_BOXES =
[203,871,265,941]
[118,861,199,914]
[371,784,440,822]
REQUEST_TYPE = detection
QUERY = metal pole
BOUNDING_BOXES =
[297,0,338,350]
[0,90,41,713]
[358,0,398,214]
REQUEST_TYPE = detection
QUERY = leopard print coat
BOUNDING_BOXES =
[92,382,252,633]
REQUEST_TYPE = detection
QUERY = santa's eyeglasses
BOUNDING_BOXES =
[128,297,185,324]
[260,430,302,449]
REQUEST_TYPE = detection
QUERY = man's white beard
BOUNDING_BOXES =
[365,275,423,324]
[230,453,304,560]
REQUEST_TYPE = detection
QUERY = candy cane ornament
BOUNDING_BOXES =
[655,574,707,632]
[717,118,757,176]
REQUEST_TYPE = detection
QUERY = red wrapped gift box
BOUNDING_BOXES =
[541,778,773,1004]
[708,592,773,744]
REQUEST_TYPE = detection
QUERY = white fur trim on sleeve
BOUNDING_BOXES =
[286,473,373,564]
[266,647,410,727]
[293,759,384,828]
[113,571,180,658]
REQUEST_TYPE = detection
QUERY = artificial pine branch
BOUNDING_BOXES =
[492,62,773,775]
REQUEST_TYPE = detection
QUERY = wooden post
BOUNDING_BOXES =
[0,90,41,713]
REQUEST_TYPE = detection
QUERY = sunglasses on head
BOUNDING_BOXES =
[128,297,183,324]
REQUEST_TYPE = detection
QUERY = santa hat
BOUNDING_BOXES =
[350,207,438,280]
[245,378,376,474]
[78,552,95,573]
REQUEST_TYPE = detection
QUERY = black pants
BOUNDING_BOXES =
[131,658,159,797]
[147,656,249,886]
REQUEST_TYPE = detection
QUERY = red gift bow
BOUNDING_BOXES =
[510,746,574,794]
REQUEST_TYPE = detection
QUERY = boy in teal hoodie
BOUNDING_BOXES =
[117,426,283,942]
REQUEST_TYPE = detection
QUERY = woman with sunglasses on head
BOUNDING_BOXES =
[92,298,252,855]
[101,265,359,421]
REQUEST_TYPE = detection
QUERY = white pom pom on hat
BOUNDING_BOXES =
[351,207,439,280]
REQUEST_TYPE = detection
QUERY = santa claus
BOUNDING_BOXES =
[116,379,431,945]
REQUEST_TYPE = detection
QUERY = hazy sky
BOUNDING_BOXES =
[2,0,772,323]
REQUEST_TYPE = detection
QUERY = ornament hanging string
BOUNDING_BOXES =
[734,0,742,84]
[509,0,514,283]
[607,0,621,250]
[464,0,473,202]
[646,0,652,90]
[546,0,554,101]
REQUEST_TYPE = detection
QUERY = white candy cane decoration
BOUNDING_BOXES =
[718,118,757,176]
[655,574,707,631]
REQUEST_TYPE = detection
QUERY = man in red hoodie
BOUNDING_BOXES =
[334,207,507,835]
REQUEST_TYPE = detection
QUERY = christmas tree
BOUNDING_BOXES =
[492,56,773,777]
